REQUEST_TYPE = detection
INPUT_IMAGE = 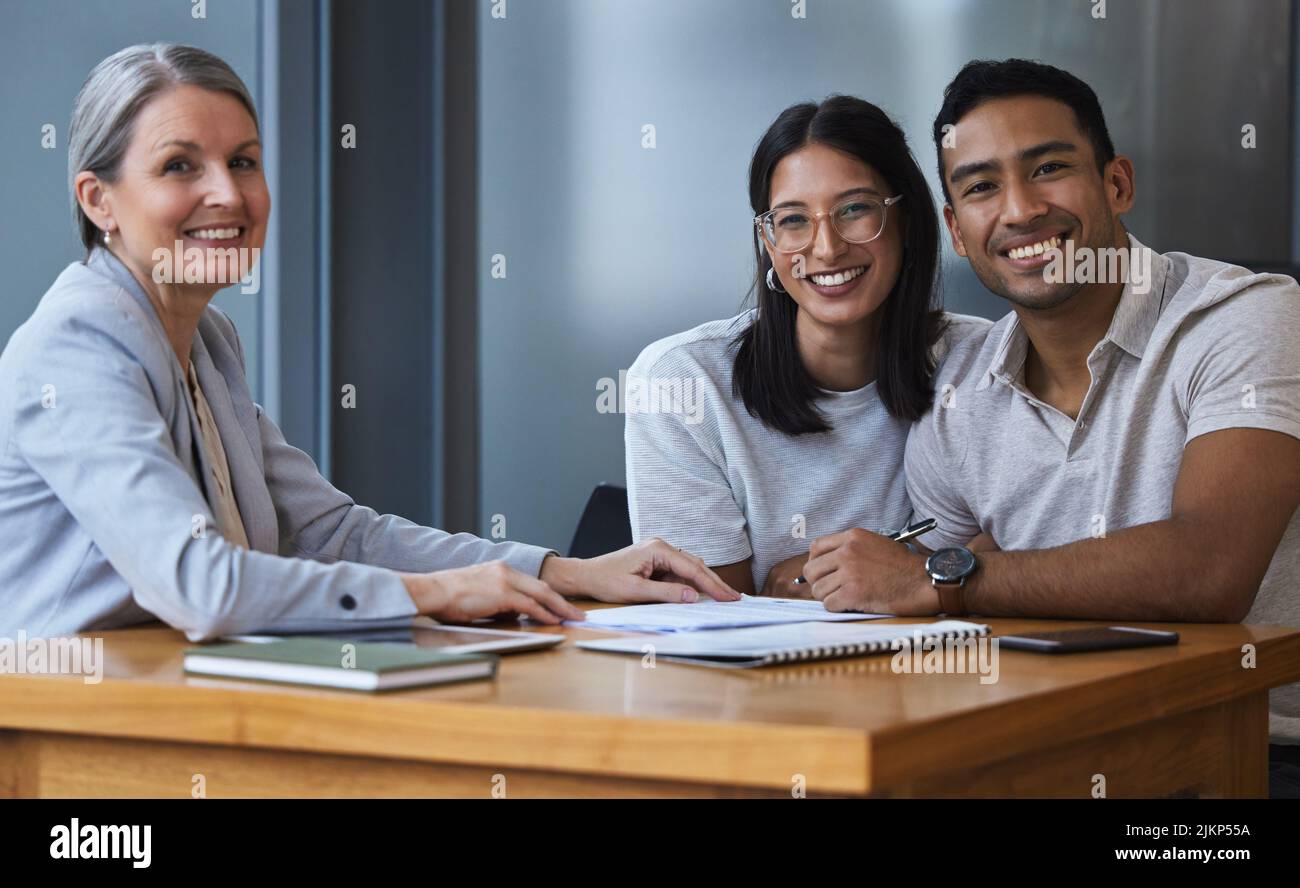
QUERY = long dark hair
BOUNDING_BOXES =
[733,95,946,435]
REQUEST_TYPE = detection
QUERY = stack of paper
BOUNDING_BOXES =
[570,593,888,633]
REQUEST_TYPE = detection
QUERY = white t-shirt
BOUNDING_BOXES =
[625,309,991,590]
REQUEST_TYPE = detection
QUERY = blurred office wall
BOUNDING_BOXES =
[478,0,1293,551]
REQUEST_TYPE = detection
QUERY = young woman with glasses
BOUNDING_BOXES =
[624,95,989,598]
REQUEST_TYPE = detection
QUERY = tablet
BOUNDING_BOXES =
[229,619,565,655]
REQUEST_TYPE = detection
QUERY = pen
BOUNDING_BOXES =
[792,518,938,585]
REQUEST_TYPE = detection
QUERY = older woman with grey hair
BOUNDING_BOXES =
[0,43,737,642]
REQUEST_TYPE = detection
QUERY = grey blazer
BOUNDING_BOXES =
[0,248,549,640]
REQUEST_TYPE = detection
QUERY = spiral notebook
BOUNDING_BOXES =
[576,619,990,668]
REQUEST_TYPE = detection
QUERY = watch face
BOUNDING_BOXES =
[929,547,975,583]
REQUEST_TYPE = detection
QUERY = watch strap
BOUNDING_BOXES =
[934,578,967,616]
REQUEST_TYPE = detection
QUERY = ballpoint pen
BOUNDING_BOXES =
[792,517,938,585]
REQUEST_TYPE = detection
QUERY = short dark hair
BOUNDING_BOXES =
[734,95,946,435]
[931,59,1116,204]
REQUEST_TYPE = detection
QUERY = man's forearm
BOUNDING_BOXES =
[963,518,1257,623]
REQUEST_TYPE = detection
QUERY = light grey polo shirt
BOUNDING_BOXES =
[905,234,1300,741]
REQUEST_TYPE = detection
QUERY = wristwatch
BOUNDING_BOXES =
[926,546,977,615]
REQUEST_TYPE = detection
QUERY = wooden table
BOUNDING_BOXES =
[2,609,1298,798]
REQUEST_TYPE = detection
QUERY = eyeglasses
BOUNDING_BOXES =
[755,194,904,253]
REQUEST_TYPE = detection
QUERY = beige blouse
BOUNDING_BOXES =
[186,360,250,549]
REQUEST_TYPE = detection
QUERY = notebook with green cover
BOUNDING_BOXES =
[183,637,498,691]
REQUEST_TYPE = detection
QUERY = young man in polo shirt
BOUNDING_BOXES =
[800,59,1300,796]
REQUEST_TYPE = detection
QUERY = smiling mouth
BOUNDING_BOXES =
[183,226,245,241]
[1000,233,1065,262]
[807,265,867,286]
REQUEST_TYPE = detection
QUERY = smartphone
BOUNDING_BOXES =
[996,626,1179,654]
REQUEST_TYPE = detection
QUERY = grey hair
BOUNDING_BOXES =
[67,43,260,253]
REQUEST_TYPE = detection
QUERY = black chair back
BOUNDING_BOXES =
[568,483,633,558]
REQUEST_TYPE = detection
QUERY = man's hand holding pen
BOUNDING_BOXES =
[798,518,943,615]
